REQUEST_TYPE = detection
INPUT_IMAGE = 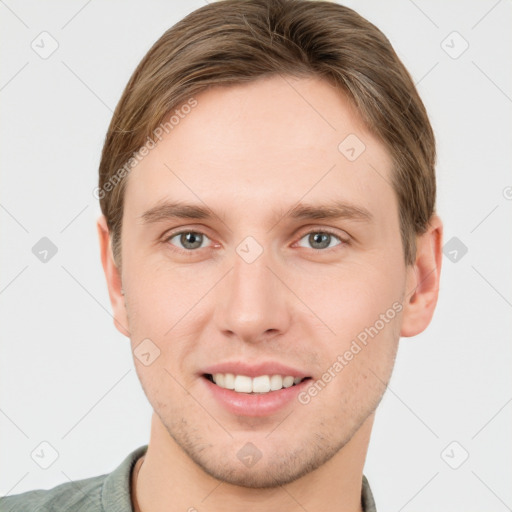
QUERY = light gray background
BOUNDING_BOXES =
[1,1,511,510]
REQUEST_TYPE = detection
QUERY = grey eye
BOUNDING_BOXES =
[169,231,209,250]
[298,232,342,250]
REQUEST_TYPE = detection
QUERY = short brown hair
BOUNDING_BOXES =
[98,0,436,268]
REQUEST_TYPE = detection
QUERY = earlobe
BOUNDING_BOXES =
[400,215,443,337]
[97,215,130,337]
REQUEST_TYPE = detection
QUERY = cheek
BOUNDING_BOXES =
[295,259,405,340]
[299,293,402,420]
[123,260,212,382]
[122,255,198,334]
[292,259,405,398]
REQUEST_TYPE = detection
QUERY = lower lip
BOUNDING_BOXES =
[201,376,311,417]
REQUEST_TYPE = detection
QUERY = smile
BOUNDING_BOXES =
[204,373,311,394]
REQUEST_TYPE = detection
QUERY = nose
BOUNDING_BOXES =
[214,243,292,344]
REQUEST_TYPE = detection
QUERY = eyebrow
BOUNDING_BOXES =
[139,199,373,225]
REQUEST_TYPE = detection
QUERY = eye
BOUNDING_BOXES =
[167,231,212,251]
[296,230,345,250]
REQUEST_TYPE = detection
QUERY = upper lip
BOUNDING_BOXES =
[201,361,310,379]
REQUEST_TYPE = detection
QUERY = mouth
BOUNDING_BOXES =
[202,373,312,394]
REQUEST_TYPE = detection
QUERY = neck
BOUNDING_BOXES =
[133,412,373,512]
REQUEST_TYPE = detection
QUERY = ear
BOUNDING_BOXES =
[97,215,130,337]
[400,214,443,337]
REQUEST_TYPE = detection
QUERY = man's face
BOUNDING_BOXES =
[116,76,412,487]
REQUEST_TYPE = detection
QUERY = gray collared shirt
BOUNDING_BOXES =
[1,445,377,511]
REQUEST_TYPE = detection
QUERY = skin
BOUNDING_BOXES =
[98,75,443,512]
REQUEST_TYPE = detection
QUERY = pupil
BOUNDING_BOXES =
[181,232,202,249]
[310,232,330,249]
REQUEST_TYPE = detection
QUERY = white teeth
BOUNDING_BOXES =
[224,373,235,389]
[269,374,283,391]
[282,376,294,388]
[210,373,305,393]
[234,375,252,393]
[252,375,270,393]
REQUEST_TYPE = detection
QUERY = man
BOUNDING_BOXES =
[1,0,442,510]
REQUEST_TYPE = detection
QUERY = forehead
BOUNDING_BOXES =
[123,75,396,227]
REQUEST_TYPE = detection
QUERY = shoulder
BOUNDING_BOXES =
[0,473,105,512]
[362,474,377,512]
[0,445,148,512]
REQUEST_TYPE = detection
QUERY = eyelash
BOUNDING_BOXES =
[163,228,349,255]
